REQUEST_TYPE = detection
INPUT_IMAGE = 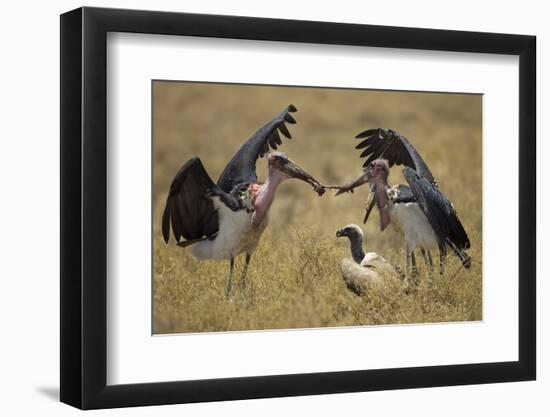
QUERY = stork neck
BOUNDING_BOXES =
[252,170,285,227]
[374,177,390,192]
[348,234,366,264]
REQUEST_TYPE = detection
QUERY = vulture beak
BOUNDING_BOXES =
[334,168,373,196]
[336,229,344,238]
[279,157,326,196]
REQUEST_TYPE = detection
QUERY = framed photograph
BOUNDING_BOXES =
[60,6,536,409]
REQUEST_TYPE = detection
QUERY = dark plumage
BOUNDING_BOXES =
[355,128,436,186]
[162,157,238,245]
[403,167,471,265]
[391,184,416,204]
[162,105,324,299]
[217,105,297,193]
[336,128,471,279]
[163,105,298,246]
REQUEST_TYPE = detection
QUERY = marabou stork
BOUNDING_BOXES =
[335,128,471,283]
[336,224,400,295]
[162,105,325,299]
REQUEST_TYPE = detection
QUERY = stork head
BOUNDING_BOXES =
[336,224,364,240]
[334,159,389,195]
[267,151,290,172]
[365,159,390,183]
[267,151,325,195]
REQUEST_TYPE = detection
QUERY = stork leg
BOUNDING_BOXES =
[439,251,446,276]
[239,253,252,291]
[421,248,434,273]
[411,251,418,283]
[405,251,411,286]
[405,243,420,289]
[225,257,235,300]
[405,246,414,288]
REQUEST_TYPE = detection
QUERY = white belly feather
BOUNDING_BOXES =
[191,197,268,260]
[389,202,438,250]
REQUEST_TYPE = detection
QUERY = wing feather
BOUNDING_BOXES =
[162,157,220,244]
[355,128,380,138]
[362,139,388,164]
[284,113,296,124]
[355,134,381,149]
[355,128,436,185]
[217,105,298,193]
[272,129,282,146]
[403,167,470,252]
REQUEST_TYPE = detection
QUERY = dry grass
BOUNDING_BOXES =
[152,81,482,334]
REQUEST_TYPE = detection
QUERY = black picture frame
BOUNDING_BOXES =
[60,6,536,410]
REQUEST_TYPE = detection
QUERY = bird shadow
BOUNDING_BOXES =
[35,386,59,401]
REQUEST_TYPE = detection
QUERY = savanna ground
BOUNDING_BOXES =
[153,81,482,334]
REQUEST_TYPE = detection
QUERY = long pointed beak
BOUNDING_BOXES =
[334,170,372,196]
[280,158,326,196]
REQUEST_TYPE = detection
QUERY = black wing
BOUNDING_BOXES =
[355,128,436,186]
[217,105,297,193]
[403,167,470,254]
[162,157,222,244]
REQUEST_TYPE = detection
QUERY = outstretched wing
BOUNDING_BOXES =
[403,167,470,253]
[355,128,436,186]
[217,105,298,193]
[162,157,220,244]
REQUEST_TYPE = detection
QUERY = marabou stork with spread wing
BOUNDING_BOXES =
[334,128,471,283]
[162,105,325,299]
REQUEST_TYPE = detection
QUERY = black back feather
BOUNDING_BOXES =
[392,184,416,204]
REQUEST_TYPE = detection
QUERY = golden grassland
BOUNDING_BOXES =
[152,81,482,334]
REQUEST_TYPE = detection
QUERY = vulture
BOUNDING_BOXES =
[336,224,401,295]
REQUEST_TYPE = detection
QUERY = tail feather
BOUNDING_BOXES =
[458,250,472,269]
[447,239,471,269]
[177,237,207,248]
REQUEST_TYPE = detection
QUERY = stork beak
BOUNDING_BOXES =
[279,158,326,196]
[334,169,372,196]
[336,229,344,238]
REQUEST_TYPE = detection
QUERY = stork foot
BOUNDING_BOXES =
[402,277,413,294]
